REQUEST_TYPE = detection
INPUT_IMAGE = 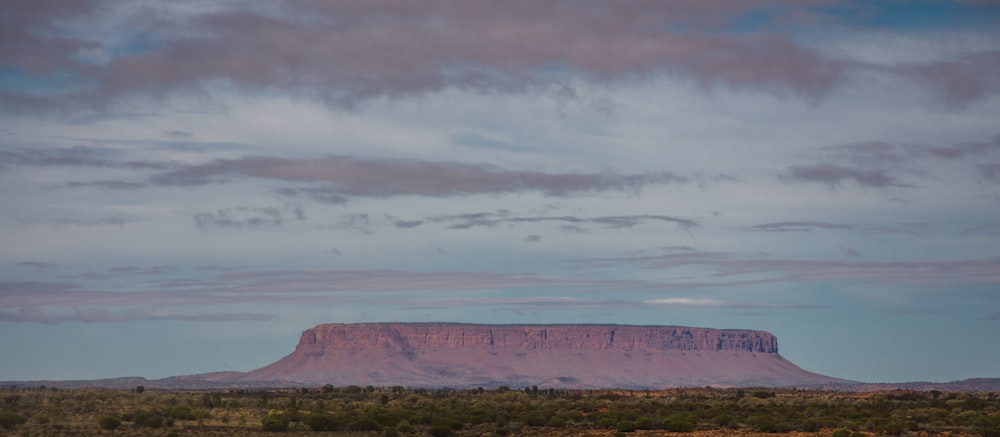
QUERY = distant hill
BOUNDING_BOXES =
[5,323,998,391]
[235,323,850,388]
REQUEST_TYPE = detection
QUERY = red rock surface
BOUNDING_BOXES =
[239,323,848,388]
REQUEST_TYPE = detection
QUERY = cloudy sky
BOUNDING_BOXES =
[2,0,999,384]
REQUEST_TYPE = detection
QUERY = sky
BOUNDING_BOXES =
[1,0,999,385]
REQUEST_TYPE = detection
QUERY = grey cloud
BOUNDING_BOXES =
[193,205,304,228]
[961,223,1000,236]
[0,269,661,312]
[524,234,541,243]
[107,266,176,275]
[574,252,1000,288]
[782,163,903,188]
[839,247,863,258]
[66,180,145,190]
[746,221,855,232]
[392,219,424,229]
[162,130,193,139]
[320,213,373,234]
[788,135,1000,189]
[0,147,172,170]
[980,163,1000,182]
[152,155,684,199]
[428,210,696,232]
[50,216,131,228]
[0,306,276,325]
[16,261,57,270]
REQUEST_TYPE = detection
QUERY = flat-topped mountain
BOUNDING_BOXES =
[236,323,847,388]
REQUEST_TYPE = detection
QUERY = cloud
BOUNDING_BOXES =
[781,135,1000,189]
[524,234,541,243]
[643,298,793,309]
[66,180,145,190]
[6,1,997,112]
[150,155,684,199]
[107,266,176,275]
[427,210,697,232]
[192,204,304,228]
[0,147,172,170]
[839,246,863,258]
[48,216,131,228]
[162,130,193,139]
[782,163,902,188]
[0,269,662,312]
[573,251,1000,288]
[0,306,276,325]
[16,261,57,270]
[980,163,1000,182]
[745,221,855,232]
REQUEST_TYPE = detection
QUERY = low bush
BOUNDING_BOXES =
[98,415,121,430]
[0,411,28,430]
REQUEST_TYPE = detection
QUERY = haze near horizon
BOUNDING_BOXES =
[1,0,999,385]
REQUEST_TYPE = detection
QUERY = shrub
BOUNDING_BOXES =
[133,410,163,428]
[303,412,338,431]
[0,411,27,430]
[428,424,452,437]
[169,404,195,420]
[548,415,567,428]
[832,429,852,437]
[98,415,121,430]
[262,412,290,431]
[34,414,50,425]
[664,417,694,432]
[634,416,655,430]
[617,420,638,432]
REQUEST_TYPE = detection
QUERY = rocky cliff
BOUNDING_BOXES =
[240,323,846,388]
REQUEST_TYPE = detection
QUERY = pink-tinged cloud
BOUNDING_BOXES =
[5,0,997,111]
[643,298,792,309]
[150,155,684,199]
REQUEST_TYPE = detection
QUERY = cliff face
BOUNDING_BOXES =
[299,323,778,354]
[242,323,843,389]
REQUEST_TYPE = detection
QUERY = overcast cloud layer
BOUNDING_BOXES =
[2,0,999,384]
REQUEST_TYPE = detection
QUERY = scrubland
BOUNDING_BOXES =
[1,385,997,436]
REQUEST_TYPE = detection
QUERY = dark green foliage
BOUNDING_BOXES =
[303,412,338,431]
[548,415,567,428]
[261,411,291,431]
[428,423,452,437]
[132,409,163,428]
[98,415,121,430]
[523,412,548,426]
[0,411,27,429]
[663,414,695,432]
[350,417,382,431]
[169,404,195,420]
[2,385,999,435]
[617,420,638,432]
